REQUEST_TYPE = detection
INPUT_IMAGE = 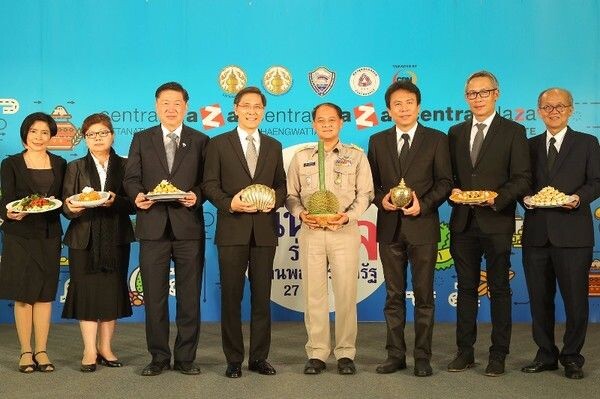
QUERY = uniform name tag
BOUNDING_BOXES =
[303,161,316,167]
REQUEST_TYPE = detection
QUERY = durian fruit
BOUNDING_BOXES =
[307,140,340,226]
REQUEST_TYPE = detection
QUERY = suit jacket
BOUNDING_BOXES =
[368,124,453,245]
[448,114,531,234]
[123,125,209,240]
[202,128,286,247]
[0,152,66,238]
[522,127,600,247]
[62,154,135,249]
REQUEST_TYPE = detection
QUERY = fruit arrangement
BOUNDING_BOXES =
[527,186,571,207]
[450,190,497,204]
[240,184,276,211]
[148,180,184,194]
[307,140,340,226]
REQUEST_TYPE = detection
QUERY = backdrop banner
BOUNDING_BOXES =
[1,0,599,324]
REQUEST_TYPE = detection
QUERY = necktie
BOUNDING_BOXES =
[398,133,410,175]
[470,123,486,166]
[166,132,177,172]
[246,135,258,177]
[547,137,558,172]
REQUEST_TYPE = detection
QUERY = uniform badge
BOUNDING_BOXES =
[303,161,316,167]
[218,65,247,95]
[308,66,335,96]
[349,67,380,96]
[335,155,352,167]
[263,66,293,95]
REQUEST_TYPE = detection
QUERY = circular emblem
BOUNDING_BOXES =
[349,67,380,96]
[218,65,247,95]
[270,144,385,312]
[263,66,292,95]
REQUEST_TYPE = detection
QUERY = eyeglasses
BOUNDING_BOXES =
[85,130,111,138]
[315,118,339,125]
[540,104,571,114]
[465,88,497,100]
[237,104,264,112]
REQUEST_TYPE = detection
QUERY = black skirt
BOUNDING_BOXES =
[0,233,61,304]
[61,244,133,321]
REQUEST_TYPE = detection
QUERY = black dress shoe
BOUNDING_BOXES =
[564,362,584,379]
[173,361,201,375]
[141,360,170,376]
[484,358,505,377]
[304,358,326,374]
[376,357,407,374]
[447,352,475,372]
[414,358,433,377]
[521,361,558,373]
[337,357,356,375]
[225,362,242,378]
[97,354,123,368]
[80,363,97,373]
[249,359,276,375]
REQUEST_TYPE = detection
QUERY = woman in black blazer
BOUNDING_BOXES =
[0,112,66,373]
[61,113,135,372]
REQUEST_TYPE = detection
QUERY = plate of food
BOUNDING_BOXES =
[68,186,110,208]
[524,186,574,208]
[450,190,498,204]
[145,180,187,201]
[6,194,62,214]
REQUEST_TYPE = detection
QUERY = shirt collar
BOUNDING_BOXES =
[472,112,496,129]
[546,126,568,145]
[395,122,418,144]
[237,126,260,143]
[310,140,342,156]
[161,124,183,138]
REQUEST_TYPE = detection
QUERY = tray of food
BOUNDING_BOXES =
[450,190,498,204]
[68,186,110,208]
[146,180,187,201]
[6,194,62,213]
[524,186,574,208]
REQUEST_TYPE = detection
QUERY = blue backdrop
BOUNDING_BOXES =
[1,0,599,324]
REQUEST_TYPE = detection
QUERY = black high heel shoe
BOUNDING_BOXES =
[80,363,97,372]
[97,354,123,367]
[33,351,55,372]
[18,351,36,373]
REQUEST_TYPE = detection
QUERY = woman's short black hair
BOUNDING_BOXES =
[20,112,58,143]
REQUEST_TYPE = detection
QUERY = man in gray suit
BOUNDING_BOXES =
[124,82,208,376]
[203,86,286,378]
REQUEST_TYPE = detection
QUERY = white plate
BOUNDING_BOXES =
[145,192,187,202]
[524,195,575,208]
[6,198,62,214]
[68,191,110,208]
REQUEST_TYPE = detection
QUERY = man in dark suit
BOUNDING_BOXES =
[202,86,286,378]
[367,81,452,377]
[521,88,600,379]
[124,82,209,376]
[447,71,531,376]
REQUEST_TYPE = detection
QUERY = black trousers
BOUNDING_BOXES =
[218,242,275,364]
[450,217,512,359]
[522,244,591,367]
[139,222,203,363]
[379,236,436,360]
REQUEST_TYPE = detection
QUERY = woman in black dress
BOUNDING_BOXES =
[0,112,66,373]
[62,113,134,372]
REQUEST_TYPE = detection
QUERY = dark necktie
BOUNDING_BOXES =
[166,132,177,172]
[398,133,410,175]
[470,123,485,166]
[246,135,258,177]
[547,137,558,172]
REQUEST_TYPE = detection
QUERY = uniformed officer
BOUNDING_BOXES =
[286,102,374,375]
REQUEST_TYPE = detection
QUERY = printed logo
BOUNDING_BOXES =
[128,266,144,306]
[308,66,335,96]
[263,66,293,95]
[200,104,225,130]
[0,98,19,114]
[48,105,81,150]
[353,103,379,130]
[219,65,247,95]
[590,259,600,296]
[392,69,418,84]
[349,67,380,96]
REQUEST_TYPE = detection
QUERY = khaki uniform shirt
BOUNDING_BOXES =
[286,141,374,221]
